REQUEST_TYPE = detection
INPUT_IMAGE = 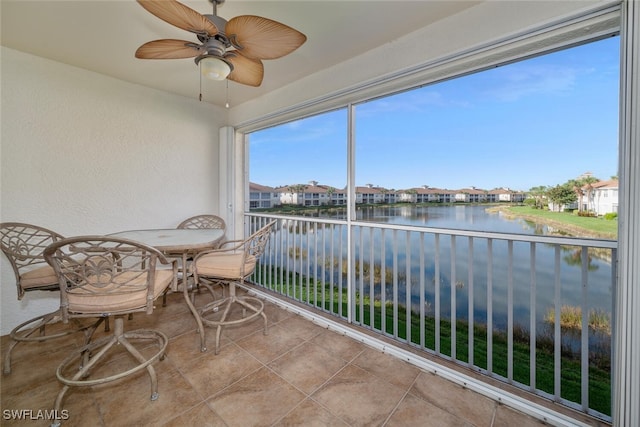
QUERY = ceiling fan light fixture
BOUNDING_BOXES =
[198,56,232,81]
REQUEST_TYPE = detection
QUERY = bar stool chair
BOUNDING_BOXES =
[44,236,177,427]
[0,222,104,375]
[177,214,226,233]
[189,220,276,354]
[164,214,227,306]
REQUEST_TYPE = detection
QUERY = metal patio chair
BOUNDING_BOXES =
[189,220,276,354]
[165,214,228,305]
[0,222,105,375]
[44,236,177,426]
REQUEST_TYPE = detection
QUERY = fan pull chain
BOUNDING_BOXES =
[225,80,230,108]
[199,64,203,102]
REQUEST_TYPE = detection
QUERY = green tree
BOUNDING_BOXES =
[547,184,577,211]
[528,185,548,209]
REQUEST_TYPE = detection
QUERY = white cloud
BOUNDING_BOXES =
[484,64,579,102]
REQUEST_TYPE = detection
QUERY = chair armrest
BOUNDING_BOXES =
[192,241,244,262]
[217,238,244,249]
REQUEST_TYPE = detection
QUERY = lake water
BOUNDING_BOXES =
[272,205,615,345]
[355,204,577,235]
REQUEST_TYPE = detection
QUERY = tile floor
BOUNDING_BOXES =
[1,291,606,426]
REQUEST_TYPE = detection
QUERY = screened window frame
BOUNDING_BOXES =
[236,3,620,135]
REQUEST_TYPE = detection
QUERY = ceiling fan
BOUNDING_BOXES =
[135,0,307,87]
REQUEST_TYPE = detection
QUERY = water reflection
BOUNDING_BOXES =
[269,205,614,356]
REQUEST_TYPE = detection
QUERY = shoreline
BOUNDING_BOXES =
[258,203,617,240]
[486,206,617,240]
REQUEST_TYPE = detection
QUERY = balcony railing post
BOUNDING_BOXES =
[246,212,616,421]
[581,246,589,412]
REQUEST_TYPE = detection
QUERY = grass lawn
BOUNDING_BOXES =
[500,206,618,239]
[255,266,612,417]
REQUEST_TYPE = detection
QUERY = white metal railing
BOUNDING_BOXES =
[245,213,617,421]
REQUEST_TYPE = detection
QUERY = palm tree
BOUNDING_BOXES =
[528,185,548,209]
[290,184,306,193]
[288,184,307,205]
[406,188,418,203]
[325,186,336,205]
[581,176,600,213]
[567,178,584,211]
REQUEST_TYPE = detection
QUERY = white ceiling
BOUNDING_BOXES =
[1,1,480,108]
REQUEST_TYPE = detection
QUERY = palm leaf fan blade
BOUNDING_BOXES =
[137,0,218,36]
[226,15,306,60]
[226,54,264,87]
[135,40,201,59]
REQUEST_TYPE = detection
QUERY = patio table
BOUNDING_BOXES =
[107,228,224,292]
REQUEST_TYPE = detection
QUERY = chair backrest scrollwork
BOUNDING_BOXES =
[247,221,277,260]
[44,236,175,320]
[0,222,65,299]
[177,215,226,230]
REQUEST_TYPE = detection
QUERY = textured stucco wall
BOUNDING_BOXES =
[0,47,225,334]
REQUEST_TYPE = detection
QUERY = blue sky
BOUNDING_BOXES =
[249,36,620,191]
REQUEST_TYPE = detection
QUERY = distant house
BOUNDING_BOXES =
[382,189,397,204]
[328,187,347,205]
[356,184,387,204]
[249,182,279,209]
[301,183,335,206]
[277,184,306,206]
[398,189,417,203]
[587,179,619,215]
[414,186,433,203]
[399,186,455,203]
[412,186,445,203]
[454,187,487,203]
[487,188,526,203]
[276,181,347,207]
[253,181,525,208]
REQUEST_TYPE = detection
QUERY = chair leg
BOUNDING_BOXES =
[51,316,167,426]
[51,333,118,426]
[4,310,74,375]
[189,272,267,355]
[162,287,169,307]
[236,297,268,337]
[183,275,208,352]
[199,278,224,300]
[78,317,107,346]
[50,384,70,427]
[214,297,234,355]
[198,293,266,355]
[118,332,161,401]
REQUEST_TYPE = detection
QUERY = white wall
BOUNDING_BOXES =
[0,47,225,334]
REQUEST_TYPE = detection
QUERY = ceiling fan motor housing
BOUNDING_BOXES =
[195,14,232,69]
